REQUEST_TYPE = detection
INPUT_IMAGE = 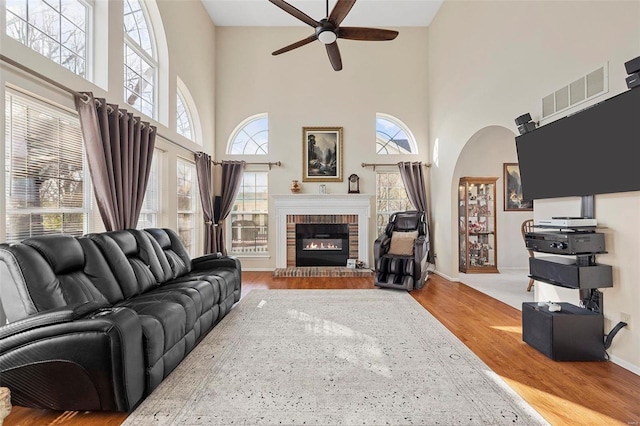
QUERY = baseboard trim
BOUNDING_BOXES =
[434,270,459,282]
[609,355,640,377]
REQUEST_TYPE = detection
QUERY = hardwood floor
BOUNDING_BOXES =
[5,272,640,425]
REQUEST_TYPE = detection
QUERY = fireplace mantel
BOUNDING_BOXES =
[272,194,373,268]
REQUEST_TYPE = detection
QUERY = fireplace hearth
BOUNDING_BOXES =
[296,223,349,267]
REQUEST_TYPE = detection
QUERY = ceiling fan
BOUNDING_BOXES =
[268,0,399,71]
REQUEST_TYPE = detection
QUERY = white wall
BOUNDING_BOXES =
[428,0,640,371]
[215,26,429,269]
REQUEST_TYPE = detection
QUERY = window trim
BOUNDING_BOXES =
[175,77,201,144]
[226,113,269,155]
[375,113,418,155]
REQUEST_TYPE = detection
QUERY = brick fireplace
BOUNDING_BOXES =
[273,194,372,268]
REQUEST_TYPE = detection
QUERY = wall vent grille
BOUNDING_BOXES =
[541,64,609,120]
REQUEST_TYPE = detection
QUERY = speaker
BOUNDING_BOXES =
[515,113,532,126]
[529,257,612,289]
[626,73,640,90]
[522,302,605,361]
[517,121,537,135]
[624,56,640,74]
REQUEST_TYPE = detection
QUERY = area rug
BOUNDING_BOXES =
[272,267,374,277]
[124,290,547,425]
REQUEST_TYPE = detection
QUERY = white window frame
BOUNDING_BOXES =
[376,113,418,155]
[4,88,92,243]
[226,113,268,155]
[4,0,93,79]
[123,0,157,119]
[176,157,198,257]
[375,169,412,237]
[136,149,160,229]
[228,169,269,257]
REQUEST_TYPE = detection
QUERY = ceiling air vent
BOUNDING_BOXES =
[541,64,608,120]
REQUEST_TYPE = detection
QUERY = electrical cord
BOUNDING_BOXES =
[604,321,628,350]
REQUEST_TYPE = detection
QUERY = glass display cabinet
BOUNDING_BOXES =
[458,177,498,273]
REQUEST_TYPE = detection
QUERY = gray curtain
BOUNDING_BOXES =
[398,161,435,265]
[214,160,245,255]
[195,152,215,254]
[75,92,156,231]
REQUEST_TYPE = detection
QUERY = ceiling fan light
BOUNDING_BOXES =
[318,30,337,45]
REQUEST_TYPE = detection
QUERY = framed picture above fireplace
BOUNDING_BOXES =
[302,126,343,182]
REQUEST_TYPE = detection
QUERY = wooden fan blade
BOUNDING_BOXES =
[268,0,320,27]
[329,0,356,26]
[325,42,343,71]
[272,35,317,55]
[338,27,399,41]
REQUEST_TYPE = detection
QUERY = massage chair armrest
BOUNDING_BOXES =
[0,300,110,340]
[0,306,145,411]
[192,254,241,273]
[374,235,391,262]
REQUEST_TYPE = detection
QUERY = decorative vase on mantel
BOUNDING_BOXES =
[290,180,301,193]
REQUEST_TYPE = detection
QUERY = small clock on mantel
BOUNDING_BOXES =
[348,174,360,193]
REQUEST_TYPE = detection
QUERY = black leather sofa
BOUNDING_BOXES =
[0,228,241,412]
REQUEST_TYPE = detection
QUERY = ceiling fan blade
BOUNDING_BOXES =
[338,27,399,41]
[268,0,320,27]
[325,42,343,71]
[272,35,317,55]
[328,0,356,26]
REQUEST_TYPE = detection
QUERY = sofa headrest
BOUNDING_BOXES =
[23,235,85,275]
[105,231,138,256]
[145,228,171,249]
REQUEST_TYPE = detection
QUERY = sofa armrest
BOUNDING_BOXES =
[192,254,241,273]
[191,252,223,264]
[0,306,145,412]
[0,301,109,340]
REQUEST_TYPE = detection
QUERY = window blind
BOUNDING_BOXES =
[5,90,88,242]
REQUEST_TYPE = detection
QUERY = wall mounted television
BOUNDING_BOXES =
[515,88,640,200]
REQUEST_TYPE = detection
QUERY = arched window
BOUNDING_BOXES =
[176,91,193,141]
[376,113,418,155]
[176,77,201,144]
[5,0,90,78]
[123,0,156,118]
[227,114,268,155]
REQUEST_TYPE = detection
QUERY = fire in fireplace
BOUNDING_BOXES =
[296,223,349,266]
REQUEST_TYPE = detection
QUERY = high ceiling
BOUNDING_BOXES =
[201,0,444,27]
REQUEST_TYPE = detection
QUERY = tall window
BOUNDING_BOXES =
[376,113,417,155]
[5,0,89,77]
[5,90,89,242]
[230,171,268,255]
[136,150,159,229]
[176,90,193,141]
[227,114,268,155]
[176,159,197,257]
[123,0,156,118]
[375,171,412,236]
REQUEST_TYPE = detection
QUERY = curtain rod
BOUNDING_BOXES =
[213,161,282,170]
[361,162,432,171]
[1,54,197,155]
